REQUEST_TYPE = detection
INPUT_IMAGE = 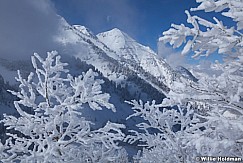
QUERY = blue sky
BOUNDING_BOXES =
[51,0,200,51]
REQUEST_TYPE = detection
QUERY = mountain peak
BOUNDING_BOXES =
[108,28,124,36]
[97,28,135,53]
[110,28,121,32]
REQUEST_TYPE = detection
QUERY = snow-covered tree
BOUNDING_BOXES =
[125,100,201,162]
[0,51,127,162]
[127,0,243,162]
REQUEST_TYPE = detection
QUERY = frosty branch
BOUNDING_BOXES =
[160,0,243,59]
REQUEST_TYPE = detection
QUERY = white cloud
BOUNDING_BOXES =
[157,42,188,68]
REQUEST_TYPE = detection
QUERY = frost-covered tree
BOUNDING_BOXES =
[128,0,243,162]
[126,100,201,162]
[0,51,127,162]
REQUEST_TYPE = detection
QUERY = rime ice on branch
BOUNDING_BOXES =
[0,51,127,162]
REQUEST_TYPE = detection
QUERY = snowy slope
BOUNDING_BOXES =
[175,66,198,82]
[54,19,174,95]
[54,20,125,84]
[97,28,178,89]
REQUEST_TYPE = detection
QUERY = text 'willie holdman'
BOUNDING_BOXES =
[196,156,242,162]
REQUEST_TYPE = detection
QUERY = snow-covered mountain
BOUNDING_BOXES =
[54,19,179,96]
[97,28,178,89]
